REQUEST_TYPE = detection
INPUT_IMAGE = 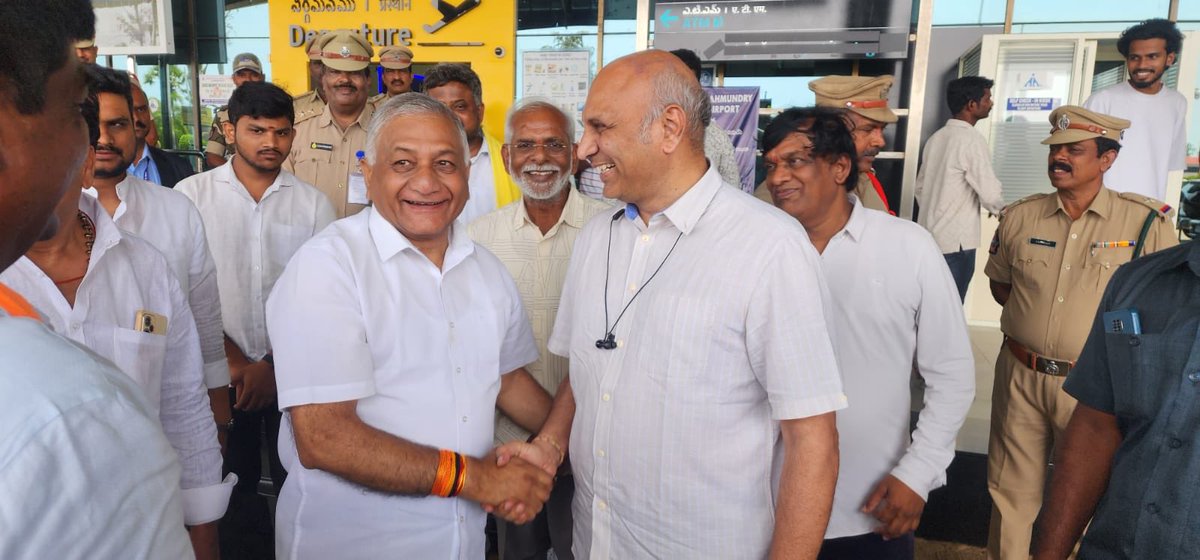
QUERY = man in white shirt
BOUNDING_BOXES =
[504,50,846,559]
[425,63,522,223]
[83,66,232,428]
[2,96,234,556]
[763,106,975,559]
[1083,18,1187,201]
[266,92,556,559]
[470,97,612,560]
[0,6,192,553]
[916,76,1005,301]
[178,80,336,557]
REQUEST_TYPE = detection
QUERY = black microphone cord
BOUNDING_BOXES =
[597,208,684,350]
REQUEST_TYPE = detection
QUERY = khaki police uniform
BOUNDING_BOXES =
[368,45,414,110]
[811,75,898,215]
[983,106,1178,560]
[285,30,374,218]
[292,34,328,123]
[205,53,262,160]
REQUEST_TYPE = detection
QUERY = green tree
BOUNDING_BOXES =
[142,65,197,149]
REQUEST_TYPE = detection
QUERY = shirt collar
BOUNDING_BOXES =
[78,189,123,266]
[218,158,296,200]
[512,187,590,235]
[839,194,868,242]
[627,165,723,235]
[471,137,490,165]
[132,144,152,167]
[1046,186,1113,220]
[318,101,375,130]
[367,206,475,271]
[945,118,974,130]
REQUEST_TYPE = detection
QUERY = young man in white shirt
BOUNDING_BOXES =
[916,76,1005,300]
[0,3,193,556]
[763,106,976,559]
[1083,18,1187,201]
[177,80,336,557]
[2,61,233,559]
[83,66,232,432]
[267,93,555,559]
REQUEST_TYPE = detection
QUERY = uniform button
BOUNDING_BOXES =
[1130,336,1141,347]
[338,184,344,189]
[602,393,611,401]
[1170,438,1183,449]
[1146,503,1159,514]
[597,449,606,457]
[1188,371,1200,383]
[1104,263,1111,269]
[1064,264,1071,270]
[1071,233,1078,239]
[1057,296,1064,303]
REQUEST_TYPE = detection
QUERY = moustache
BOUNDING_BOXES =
[257,148,283,157]
[861,148,881,158]
[1049,162,1073,174]
[95,143,120,154]
[520,163,565,175]
[334,82,358,92]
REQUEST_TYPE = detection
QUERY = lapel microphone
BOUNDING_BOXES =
[595,207,683,351]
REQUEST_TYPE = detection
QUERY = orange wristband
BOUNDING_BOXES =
[431,449,456,497]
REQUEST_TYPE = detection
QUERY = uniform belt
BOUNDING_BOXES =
[1005,336,1074,377]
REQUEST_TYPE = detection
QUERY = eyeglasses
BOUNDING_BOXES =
[509,140,570,155]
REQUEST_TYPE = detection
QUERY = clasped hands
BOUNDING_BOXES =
[468,438,562,525]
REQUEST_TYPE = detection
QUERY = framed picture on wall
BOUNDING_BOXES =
[94,0,175,55]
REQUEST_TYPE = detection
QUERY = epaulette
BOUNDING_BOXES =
[294,108,322,125]
[998,192,1050,218]
[368,92,387,108]
[1116,191,1173,218]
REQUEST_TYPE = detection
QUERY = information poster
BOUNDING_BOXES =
[199,74,236,107]
[705,86,760,192]
[521,50,591,141]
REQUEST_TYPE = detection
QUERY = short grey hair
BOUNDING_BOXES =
[504,96,575,143]
[364,92,470,165]
[638,68,710,148]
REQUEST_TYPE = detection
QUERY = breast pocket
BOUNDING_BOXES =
[1085,246,1134,292]
[269,223,312,267]
[290,145,333,185]
[1011,245,1054,294]
[111,327,168,413]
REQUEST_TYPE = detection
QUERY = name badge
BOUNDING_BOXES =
[348,172,369,205]
[310,142,334,151]
[1029,238,1057,248]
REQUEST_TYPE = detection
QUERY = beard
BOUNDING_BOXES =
[511,161,570,201]
[1129,66,1167,89]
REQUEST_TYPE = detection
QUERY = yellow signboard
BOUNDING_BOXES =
[269,0,516,135]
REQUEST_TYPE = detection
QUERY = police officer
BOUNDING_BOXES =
[204,53,265,169]
[285,29,375,218]
[293,34,327,124]
[370,45,414,109]
[984,105,1178,560]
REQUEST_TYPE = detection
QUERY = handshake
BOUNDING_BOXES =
[459,436,564,525]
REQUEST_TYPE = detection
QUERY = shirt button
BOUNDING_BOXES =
[1104,263,1111,269]
[1188,371,1200,383]
[602,393,611,401]
[641,235,650,242]
[597,449,606,457]
[461,416,468,423]
[1170,438,1183,449]
[70,323,81,330]
[628,283,637,292]
[1056,296,1064,303]
[459,515,465,523]
[456,367,462,374]
[1071,233,1078,239]
[598,500,607,511]
[1064,264,1071,270]
[253,265,261,271]
[1146,503,1159,514]
[616,339,624,348]
[449,321,455,329]
[1129,336,1141,347]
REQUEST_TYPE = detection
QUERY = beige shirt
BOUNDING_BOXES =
[855,171,891,214]
[468,189,612,443]
[915,119,1006,253]
[205,107,230,158]
[985,187,1177,360]
[285,101,375,218]
[292,90,325,124]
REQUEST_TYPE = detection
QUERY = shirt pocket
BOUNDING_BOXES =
[1107,333,1167,419]
[111,327,168,413]
[1010,244,1054,294]
[290,144,333,184]
[1084,246,1134,292]
[268,223,312,268]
